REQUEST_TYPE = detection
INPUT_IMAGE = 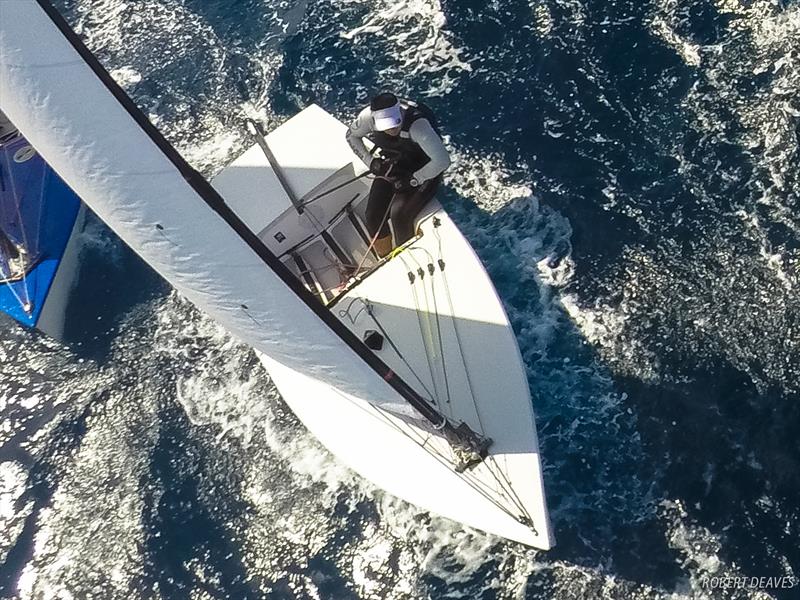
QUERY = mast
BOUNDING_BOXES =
[245,119,304,214]
[2,0,489,464]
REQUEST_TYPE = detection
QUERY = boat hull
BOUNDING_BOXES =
[215,106,554,548]
[0,134,84,339]
[34,204,86,339]
[259,351,553,548]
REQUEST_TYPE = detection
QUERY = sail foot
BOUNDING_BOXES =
[444,422,493,473]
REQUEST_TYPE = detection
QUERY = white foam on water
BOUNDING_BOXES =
[144,294,369,595]
[340,0,472,96]
[446,143,538,214]
[585,0,800,393]
[156,301,269,447]
[659,499,787,600]
[560,292,663,384]
[663,2,800,200]
[0,461,31,565]
[648,1,702,67]
[155,291,363,488]
[70,0,285,175]
[108,66,142,88]
[357,491,747,600]
[548,0,590,49]
[529,1,554,39]
[699,1,800,208]
[734,209,795,292]
[15,350,159,599]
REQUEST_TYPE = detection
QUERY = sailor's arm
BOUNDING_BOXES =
[409,119,451,183]
[345,106,375,168]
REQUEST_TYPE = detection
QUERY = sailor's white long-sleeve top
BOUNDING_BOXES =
[346,106,451,184]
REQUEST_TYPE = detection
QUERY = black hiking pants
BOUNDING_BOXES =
[365,175,441,246]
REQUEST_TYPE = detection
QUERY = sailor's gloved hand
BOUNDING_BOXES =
[370,157,392,177]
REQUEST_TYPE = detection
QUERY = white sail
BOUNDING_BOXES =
[0,0,415,416]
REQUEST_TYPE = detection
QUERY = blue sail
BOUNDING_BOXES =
[0,124,83,335]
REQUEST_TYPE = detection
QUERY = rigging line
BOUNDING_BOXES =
[0,228,31,311]
[295,257,341,278]
[297,196,387,298]
[412,248,454,409]
[32,155,47,268]
[321,246,363,271]
[313,246,354,284]
[0,262,30,309]
[456,456,535,525]
[389,415,537,526]
[360,298,437,402]
[320,245,370,289]
[3,147,32,310]
[29,160,53,305]
[327,384,536,525]
[484,455,537,525]
[388,231,534,520]
[411,272,443,408]
[394,418,515,511]
[404,238,534,520]
[298,266,355,296]
[337,295,440,405]
[388,385,530,522]
[427,233,532,520]
[381,405,535,527]
[337,296,368,325]
[402,251,440,365]
[400,253,444,412]
[449,425,536,520]
[302,203,328,237]
[429,225,535,524]
[403,405,532,523]
[398,418,511,504]
[429,226,486,431]
[352,184,393,276]
[477,450,537,525]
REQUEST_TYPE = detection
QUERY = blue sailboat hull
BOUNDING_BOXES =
[1,134,83,337]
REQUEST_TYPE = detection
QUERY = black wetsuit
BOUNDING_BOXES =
[347,102,448,245]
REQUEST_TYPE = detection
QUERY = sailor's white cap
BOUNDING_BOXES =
[373,103,402,131]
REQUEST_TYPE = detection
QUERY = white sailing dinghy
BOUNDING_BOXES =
[0,0,554,548]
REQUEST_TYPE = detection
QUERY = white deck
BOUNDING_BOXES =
[213,105,554,548]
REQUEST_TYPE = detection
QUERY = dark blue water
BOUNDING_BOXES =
[1,0,798,598]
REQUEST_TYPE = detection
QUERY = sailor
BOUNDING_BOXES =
[0,228,24,278]
[346,92,450,257]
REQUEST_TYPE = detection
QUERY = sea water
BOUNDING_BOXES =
[0,0,798,598]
